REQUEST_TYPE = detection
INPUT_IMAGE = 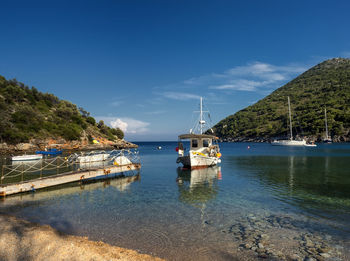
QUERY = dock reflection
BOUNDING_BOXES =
[0,173,140,206]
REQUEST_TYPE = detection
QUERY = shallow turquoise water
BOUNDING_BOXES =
[1,142,350,260]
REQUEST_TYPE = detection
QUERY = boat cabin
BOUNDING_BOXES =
[177,134,219,156]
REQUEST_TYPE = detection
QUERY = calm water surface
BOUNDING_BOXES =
[1,142,350,260]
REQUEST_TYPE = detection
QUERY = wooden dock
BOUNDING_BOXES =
[0,163,141,197]
[0,174,140,204]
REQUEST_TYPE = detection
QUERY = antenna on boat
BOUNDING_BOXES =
[192,97,208,134]
[199,97,204,134]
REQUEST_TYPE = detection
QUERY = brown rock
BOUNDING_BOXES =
[15,143,37,151]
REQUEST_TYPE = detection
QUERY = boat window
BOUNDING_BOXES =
[203,139,209,147]
[192,139,198,148]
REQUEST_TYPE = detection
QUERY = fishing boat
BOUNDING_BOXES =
[11,154,43,161]
[323,108,332,143]
[271,97,307,146]
[176,97,221,169]
[35,148,63,155]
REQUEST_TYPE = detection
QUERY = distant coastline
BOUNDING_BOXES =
[219,135,349,143]
[0,138,137,155]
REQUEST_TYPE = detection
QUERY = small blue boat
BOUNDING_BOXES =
[35,148,63,155]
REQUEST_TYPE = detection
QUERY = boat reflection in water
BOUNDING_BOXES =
[176,166,221,206]
[176,166,221,226]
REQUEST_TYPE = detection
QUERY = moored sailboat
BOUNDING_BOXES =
[271,97,307,146]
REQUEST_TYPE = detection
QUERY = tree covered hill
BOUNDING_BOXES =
[0,75,124,144]
[212,58,350,141]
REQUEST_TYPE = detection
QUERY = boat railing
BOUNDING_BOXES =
[1,149,140,185]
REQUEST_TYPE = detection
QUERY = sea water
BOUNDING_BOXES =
[1,142,350,260]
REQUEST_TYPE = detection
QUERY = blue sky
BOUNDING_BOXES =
[1,0,349,141]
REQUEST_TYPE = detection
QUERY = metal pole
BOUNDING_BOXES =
[1,166,3,185]
[200,97,203,134]
[288,96,293,140]
[40,159,43,179]
[21,162,24,182]
[325,107,329,139]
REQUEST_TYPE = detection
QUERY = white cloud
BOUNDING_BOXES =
[155,61,306,96]
[110,100,124,107]
[111,118,149,134]
[211,79,266,91]
[144,110,166,115]
[95,116,150,134]
[162,92,201,100]
[110,118,128,132]
[208,62,306,91]
[341,51,350,58]
[226,62,305,77]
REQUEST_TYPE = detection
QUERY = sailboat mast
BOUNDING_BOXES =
[200,97,203,134]
[288,96,293,140]
[325,107,329,138]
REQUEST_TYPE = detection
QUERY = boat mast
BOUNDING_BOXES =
[288,96,293,140]
[200,97,203,134]
[325,107,329,139]
[194,97,207,135]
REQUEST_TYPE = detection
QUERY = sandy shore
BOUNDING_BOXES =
[0,214,163,261]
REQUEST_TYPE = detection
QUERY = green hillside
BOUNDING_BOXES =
[0,76,124,144]
[212,58,350,141]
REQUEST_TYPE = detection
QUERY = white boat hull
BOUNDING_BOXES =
[11,155,43,161]
[78,153,110,163]
[271,140,306,146]
[177,153,221,169]
[304,144,317,147]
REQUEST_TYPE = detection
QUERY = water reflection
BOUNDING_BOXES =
[176,166,221,206]
[229,155,350,218]
[288,155,294,189]
[0,174,140,207]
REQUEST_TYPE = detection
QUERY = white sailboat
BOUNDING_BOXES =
[323,107,332,143]
[176,97,221,169]
[271,97,307,146]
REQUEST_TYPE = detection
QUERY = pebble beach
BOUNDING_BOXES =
[0,214,163,261]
